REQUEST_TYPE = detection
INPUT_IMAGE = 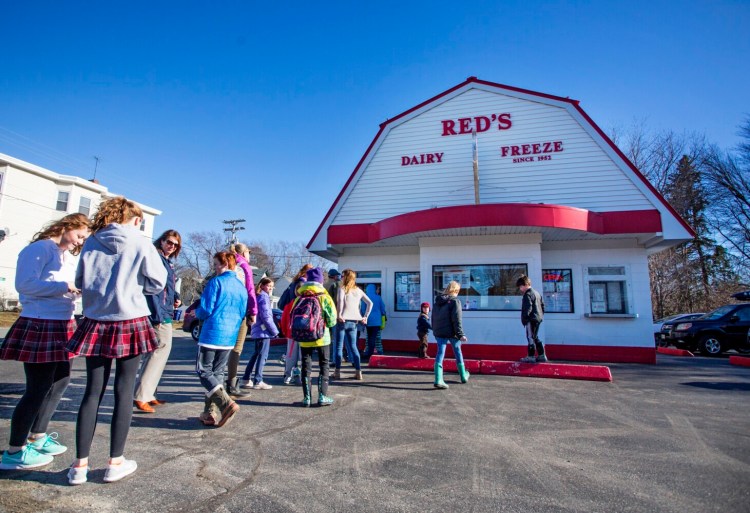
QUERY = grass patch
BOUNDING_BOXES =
[0,311,19,327]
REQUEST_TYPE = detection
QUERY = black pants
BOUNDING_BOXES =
[300,345,330,396]
[525,321,545,356]
[75,354,140,459]
[8,361,71,447]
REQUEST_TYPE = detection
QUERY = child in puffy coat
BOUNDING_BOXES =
[243,278,279,390]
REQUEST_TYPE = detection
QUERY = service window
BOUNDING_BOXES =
[432,264,527,311]
[395,272,420,311]
[542,269,574,313]
[584,266,633,316]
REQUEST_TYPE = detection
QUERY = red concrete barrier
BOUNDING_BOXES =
[479,360,612,382]
[657,347,695,357]
[729,355,750,367]
[368,356,481,374]
[368,355,611,382]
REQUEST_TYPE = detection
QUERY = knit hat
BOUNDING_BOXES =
[328,269,341,278]
[421,302,430,308]
[306,267,324,284]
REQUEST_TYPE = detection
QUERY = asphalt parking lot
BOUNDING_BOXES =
[0,331,749,513]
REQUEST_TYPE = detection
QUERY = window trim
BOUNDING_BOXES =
[56,190,70,212]
[583,265,635,318]
[394,271,421,312]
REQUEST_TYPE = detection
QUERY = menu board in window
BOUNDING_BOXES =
[542,269,573,313]
[395,272,420,311]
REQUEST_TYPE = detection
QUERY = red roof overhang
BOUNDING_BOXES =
[327,204,663,244]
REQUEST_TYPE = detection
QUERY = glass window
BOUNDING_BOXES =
[395,272,421,311]
[432,264,527,311]
[542,269,574,313]
[78,196,91,216]
[585,266,631,315]
[56,191,69,212]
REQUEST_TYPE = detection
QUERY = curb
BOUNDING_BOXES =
[729,355,750,367]
[368,355,612,382]
[367,356,481,374]
[657,347,695,357]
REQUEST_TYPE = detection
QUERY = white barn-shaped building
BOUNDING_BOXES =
[308,77,694,364]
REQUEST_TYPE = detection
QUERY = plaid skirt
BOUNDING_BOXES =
[66,316,158,359]
[0,317,76,363]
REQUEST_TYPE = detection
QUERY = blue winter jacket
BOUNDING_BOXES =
[146,252,180,325]
[364,284,387,328]
[249,291,279,339]
[195,270,248,348]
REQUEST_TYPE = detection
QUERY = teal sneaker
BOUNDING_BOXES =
[302,396,312,407]
[29,432,67,456]
[318,394,334,406]
[0,446,54,470]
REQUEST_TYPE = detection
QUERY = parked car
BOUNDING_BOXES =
[670,303,750,356]
[655,313,705,346]
[731,290,750,301]
[181,300,283,342]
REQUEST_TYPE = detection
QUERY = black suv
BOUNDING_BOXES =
[671,303,750,356]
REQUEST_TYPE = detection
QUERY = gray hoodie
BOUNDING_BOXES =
[76,223,167,321]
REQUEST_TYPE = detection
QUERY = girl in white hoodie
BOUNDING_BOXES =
[65,197,167,485]
[0,214,90,471]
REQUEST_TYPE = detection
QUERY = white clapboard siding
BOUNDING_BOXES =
[333,87,653,225]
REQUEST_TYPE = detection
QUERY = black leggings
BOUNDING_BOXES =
[75,355,140,459]
[8,361,71,447]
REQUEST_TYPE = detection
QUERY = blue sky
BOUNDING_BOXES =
[1,1,748,244]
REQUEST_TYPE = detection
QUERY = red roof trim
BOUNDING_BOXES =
[307,77,694,249]
[327,204,663,244]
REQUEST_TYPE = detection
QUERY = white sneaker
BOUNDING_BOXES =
[103,458,137,483]
[239,379,253,389]
[253,381,272,390]
[283,376,292,385]
[67,464,88,485]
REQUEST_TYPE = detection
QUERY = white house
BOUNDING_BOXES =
[0,152,161,303]
[308,77,694,364]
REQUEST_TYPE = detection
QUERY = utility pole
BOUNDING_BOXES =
[223,219,246,245]
[472,129,480,204]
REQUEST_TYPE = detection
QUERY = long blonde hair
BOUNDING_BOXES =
[31,213,91,256]
[443,280,461,295]
[341,269,357,293]
[91,197,143,232]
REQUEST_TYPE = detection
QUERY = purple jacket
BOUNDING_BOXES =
[249,291,279,339]
[235,254,258,316]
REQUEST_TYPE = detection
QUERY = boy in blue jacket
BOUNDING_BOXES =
[416,302,431,359]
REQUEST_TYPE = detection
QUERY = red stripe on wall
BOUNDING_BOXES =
[381,339,656,364]
[328,204,663,244]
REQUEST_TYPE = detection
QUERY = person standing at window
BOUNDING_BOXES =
[517,275,547,363]
[432,280,469,389]
[334,270,372,380]
[362,284,386,359]
[133,230,182,413]
[0,214,91,471]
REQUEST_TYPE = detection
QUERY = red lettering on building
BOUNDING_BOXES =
[440,113,512,136]
[500,140,564,160]
[401,152,445,166]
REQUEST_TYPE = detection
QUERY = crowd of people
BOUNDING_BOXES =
[0,197,546,484]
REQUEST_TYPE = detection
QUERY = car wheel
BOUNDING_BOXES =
[191,322,201,342]
[698,335,723,356]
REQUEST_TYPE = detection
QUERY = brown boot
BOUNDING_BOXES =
[354,370,363,381]
[210,388,239,428]
[199,396,220,426]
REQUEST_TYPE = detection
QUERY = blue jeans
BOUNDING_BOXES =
[336,321,361,370]
[196,347,231,392]
[364,326,383,356]
[434,337,465,366]
[243,338,271,384]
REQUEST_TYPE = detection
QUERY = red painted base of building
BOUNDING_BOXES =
[729,355,750,367]
[368,355,612,382]
[381,339,655,364]
[656,347,695,357]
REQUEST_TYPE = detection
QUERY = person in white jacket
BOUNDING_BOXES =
[65,197,167,486]
[0,214,91,471]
